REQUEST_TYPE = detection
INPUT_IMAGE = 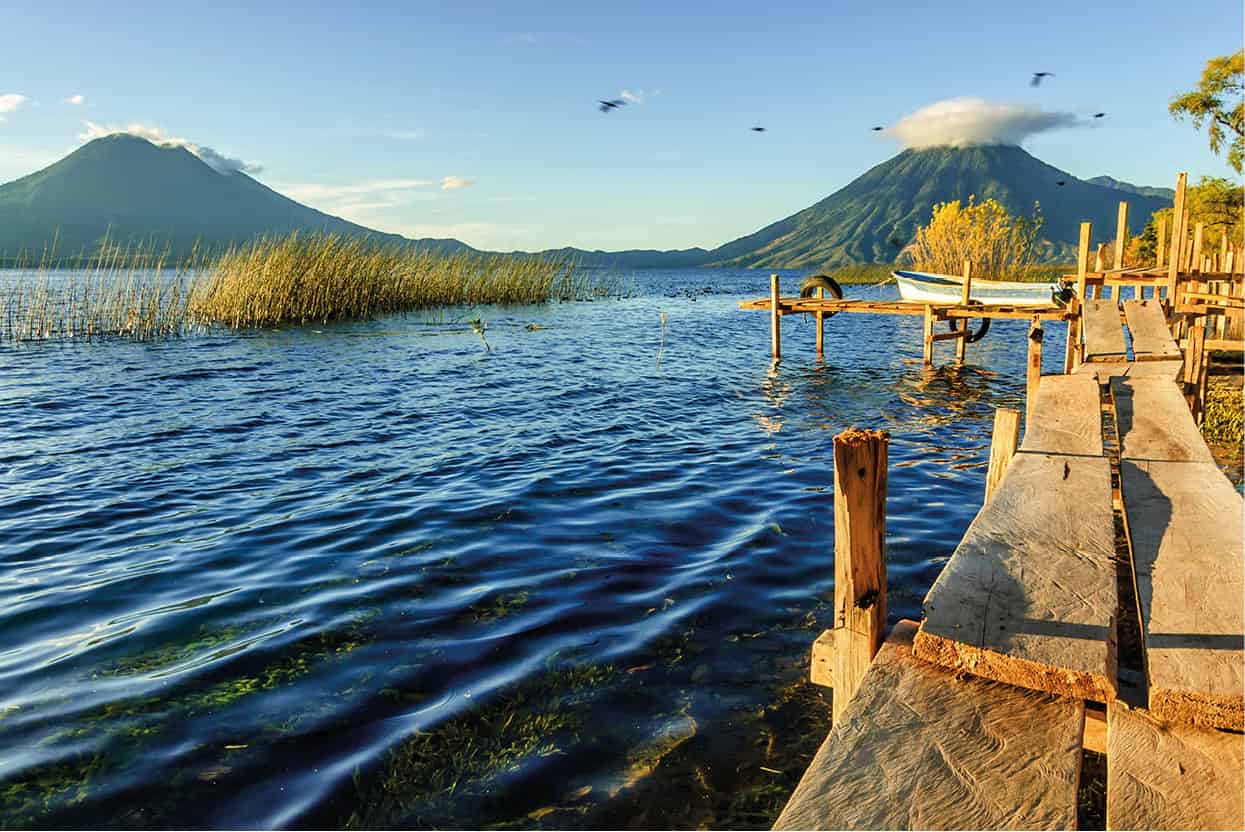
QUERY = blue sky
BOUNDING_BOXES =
[2,0,1241,251]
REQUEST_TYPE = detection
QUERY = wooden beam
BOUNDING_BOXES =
[775,621,1085,832]
[1166,173,1187,300]
[1026,320,1043,431]
[957,260,971,361]
[985,408,1021,503]
[1106,702,1244,830]
[831,428,889,723]
[770,273,781,361]
[1066,223,1092,372]
[1191,221,1205,275]
[921,305,934,365]
[1114,200,1129,271]
[1155,214,1166,270]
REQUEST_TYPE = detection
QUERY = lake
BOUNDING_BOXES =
[1,267,1068,828]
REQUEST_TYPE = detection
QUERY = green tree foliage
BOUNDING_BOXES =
[1130,176,1243,266]
[1169,50,1245,174]
[906,197,1044,276]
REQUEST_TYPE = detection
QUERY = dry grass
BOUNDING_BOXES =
[906,197,1045,278]
[2,233,614,342]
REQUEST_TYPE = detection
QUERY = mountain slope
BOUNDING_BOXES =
[0,134,473,257]
[704,146,1172,268]
[1085,176,1175,200]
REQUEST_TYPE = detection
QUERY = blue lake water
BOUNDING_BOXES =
[0,268,1073,828]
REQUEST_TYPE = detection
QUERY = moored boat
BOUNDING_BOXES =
[892,269,1062,307]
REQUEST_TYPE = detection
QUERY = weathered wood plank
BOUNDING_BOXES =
[1082,299,1128,361]
[775,620,1084,831]
[1019,373,1104,457]
[915,451,1118,702]
[1111,377,1214,464]
[1074,360,1183,383]
[1120,458,1244,730]
[1106,702,1244,830]
[1124,299,1182,360]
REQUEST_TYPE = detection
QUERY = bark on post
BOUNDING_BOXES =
[831,428,889,723]
[770,273,781,361]
[985,408,1021,503]
[1027,319,1043,429]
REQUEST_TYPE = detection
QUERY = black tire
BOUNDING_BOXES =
[947,300,991,343]
[799,274,843,299]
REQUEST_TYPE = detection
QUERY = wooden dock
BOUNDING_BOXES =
[753,178,1244,830]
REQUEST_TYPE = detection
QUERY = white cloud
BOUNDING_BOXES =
[620,89,645,105]
[888,98,1082,149]
[440,176,473,191]
[78,121,262,174]
[65,94,85,106]
[275,179,435,203]
[0,94,29,120]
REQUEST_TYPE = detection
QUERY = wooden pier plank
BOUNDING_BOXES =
[915,451,1118,702]
[1119,458,1244,730]
[1081,299,1128,362]
[1074,360,1183,384]
[1111,376,1214,464]
[774,621,1084,831]
[1106,702,1244,830]
[1123,299,1182,360]
[1019,374,1104,457]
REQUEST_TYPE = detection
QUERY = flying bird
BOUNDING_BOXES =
[1092,112,1107,118]
[598,99,626,113]
[1030,72,1054,87]
[871,126,884,131]
[1056,180,1067,186]
[751,126,766,132]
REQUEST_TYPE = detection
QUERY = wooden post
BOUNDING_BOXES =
[957,260,972,362]
[1221,231,1230,271]
[1192,222,1205,275]
[1180,209,1192,271]
[1113,201,1129,268]
[1066,222,1091,373]
[1185,323,1208,424]
[1156,215,1167,269]
[922,305,935,365]
[1167,173,1187,301]
[770,273,781,361]
[831,428,889,723]
[815,286,825,357]
[1027,319,1043,429]
[985,408,1021,503]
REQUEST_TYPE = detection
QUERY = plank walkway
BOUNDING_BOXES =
[914,375,1118,702]
[1082,299,1129,362]
[775,621,1084,831]
[1124,300,1183,361]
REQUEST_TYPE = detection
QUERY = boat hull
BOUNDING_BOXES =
[892,270,1057,307]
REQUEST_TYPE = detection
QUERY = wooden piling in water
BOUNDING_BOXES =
[922,305,935,365]
[815,286,825,357]
[957,260,972,362]
[1066,222,1092,373]
[770,273,781,361]
[985,408,1021,503]
[1185,322,1208,424]
[1027,320,1043,429]
[831,428,889,723]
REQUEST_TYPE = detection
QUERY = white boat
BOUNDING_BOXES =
[892,269,1063,307]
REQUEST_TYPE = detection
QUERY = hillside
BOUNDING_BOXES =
[0,134,473,259]
[702,145,1172,268]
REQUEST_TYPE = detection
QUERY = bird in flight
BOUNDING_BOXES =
[1092,112,1107,118]
[1031,72,1054,87]
[598,99,626,113]
[871,126,884,131]
[1056,180,1067,186]
[751,126,766,132]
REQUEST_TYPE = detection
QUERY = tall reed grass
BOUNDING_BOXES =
[2,232,617,343]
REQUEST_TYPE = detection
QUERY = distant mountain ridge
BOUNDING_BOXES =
[0,134,474,259]
[1,136,1173,268]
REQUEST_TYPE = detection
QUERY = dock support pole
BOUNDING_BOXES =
[1167,173,1187,302]
[1114,201,1129,300]
[1026,319,1043,430]
[770,273,781,361]
[956,260,972,362]
[1066,222,1091,374]
[815,286,825,357]
[985,408,1021,503]
[922,305,934,365]
[1184,322,1208,424]
[1191,222,1205,275]
[831,428,889,723]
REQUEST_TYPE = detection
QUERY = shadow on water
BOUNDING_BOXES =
[1,274,1039,829]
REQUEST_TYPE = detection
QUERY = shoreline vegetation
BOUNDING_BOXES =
[0,233,619,342]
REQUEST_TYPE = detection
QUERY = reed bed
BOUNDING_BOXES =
[2,233,616,343]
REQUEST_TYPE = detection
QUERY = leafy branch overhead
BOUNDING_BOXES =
[1169,50,1245,174]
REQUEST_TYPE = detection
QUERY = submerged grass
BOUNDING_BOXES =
[1,233,618,342]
